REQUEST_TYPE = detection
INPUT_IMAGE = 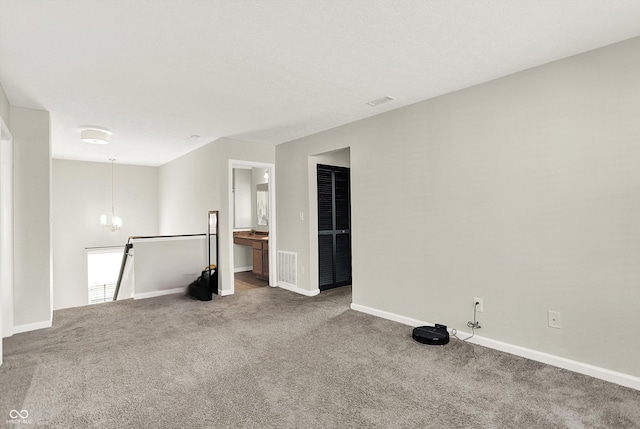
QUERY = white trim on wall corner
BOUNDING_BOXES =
[219,289,234,296]
[350,303,640,392]
[12,320,52,335]
[134,287,185,300]
[278,283,320,297]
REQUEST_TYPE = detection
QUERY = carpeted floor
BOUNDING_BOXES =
[1,286,639,428]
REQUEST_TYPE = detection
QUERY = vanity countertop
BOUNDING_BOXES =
[233,231,269,243]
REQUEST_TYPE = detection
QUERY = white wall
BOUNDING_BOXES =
[11,106,52,331]
[132,237,206,298]
[313,148,350,169]
[233,243,252,272]
[159,137,274,293]
[0,84,10,364]
[233,168,253,228]
[52,159,159,309]
[276,37,640,379]
[159,141,222,236]
[1,112,13,339]
[0,84,9,123]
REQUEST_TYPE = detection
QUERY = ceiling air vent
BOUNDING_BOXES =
[366,95,395,107]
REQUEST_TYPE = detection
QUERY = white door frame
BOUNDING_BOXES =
[227,160,276,294]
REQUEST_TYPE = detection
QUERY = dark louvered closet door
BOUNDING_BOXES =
[317,164,351,291]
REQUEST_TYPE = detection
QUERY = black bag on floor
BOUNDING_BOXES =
[187,268,217,301]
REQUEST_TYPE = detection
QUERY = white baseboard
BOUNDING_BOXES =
[278,283,320,297]
[234,266,252,273]
[219,288,234,296]
[351,303,425,327]
[12,320,52,335]
[134,287,185,300]
[350,303,640,391]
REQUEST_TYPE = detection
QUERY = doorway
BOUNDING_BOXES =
[317,164,351,291]
[227,160,276,295]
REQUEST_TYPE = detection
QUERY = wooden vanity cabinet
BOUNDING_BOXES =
[252,240,269,280]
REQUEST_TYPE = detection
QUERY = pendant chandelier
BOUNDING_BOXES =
[100,158,122,231]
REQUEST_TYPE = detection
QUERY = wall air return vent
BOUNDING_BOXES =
[277,251,297,288]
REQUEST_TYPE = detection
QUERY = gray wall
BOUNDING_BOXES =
[276,37,640,377]
[12,106,52,329]
[313,148,350,169]
[132,237,206,297]
[159,139,224,236]
[0,84,9,124]
[233,168,253,228]
[0,84,9,364]
[52,159,159,309]
[159,137,275,293]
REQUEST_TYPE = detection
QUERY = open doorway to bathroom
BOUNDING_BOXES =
[228,160,276,294]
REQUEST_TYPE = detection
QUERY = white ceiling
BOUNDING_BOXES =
[2,1,640,166]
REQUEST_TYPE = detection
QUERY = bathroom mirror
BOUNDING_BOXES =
[256,183,269,226]
[233,168,253,229]
[233,166,269,229]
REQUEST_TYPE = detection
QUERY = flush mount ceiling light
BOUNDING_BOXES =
[366,95,396,107]
[80,127,112,144]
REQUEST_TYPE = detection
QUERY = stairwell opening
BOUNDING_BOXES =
[87,247,123,304]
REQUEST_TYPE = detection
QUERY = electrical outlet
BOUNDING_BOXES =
[473,297,483,313]
[548,310,561,329]
[300,265,305,275]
